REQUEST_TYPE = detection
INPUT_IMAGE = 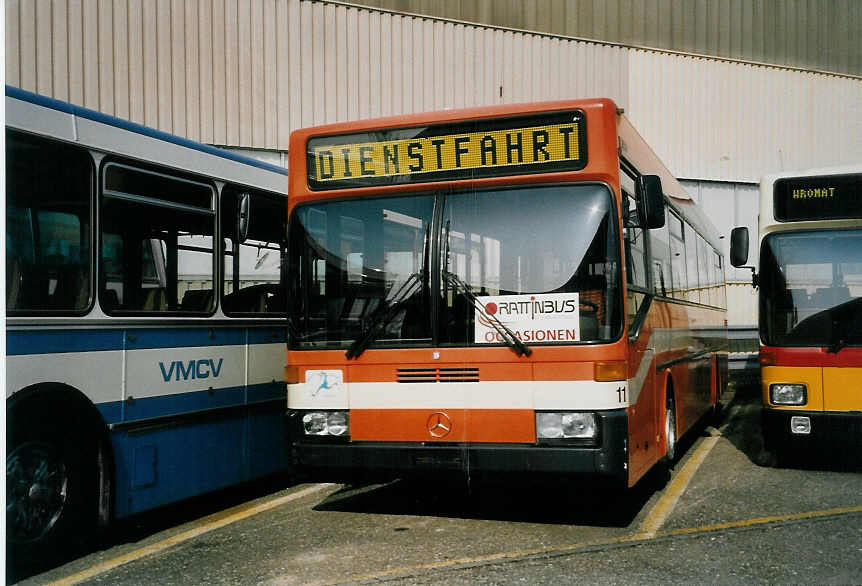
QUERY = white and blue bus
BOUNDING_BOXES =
[5,86,290,560]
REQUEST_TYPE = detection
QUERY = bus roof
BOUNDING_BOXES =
[5,85,288,177]
[617,113,723,250]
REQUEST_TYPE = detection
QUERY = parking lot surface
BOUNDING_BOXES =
[13,383,862,585]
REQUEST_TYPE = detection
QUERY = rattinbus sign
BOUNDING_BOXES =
[475,292,581,344]
[306,111,587,190]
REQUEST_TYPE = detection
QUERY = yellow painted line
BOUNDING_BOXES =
[48,484,336,586]
[316,504,862,586]
[634,427,721,539]
[664,504,862,537]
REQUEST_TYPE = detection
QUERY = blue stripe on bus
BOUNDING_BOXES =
[247,328,287,345]
[6,326,286,355]
[95,381,286,425]
[6,85,288,177]
[126,327,247,349]
[6,329,126,355]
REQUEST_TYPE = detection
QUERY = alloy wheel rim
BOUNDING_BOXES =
[665,403,676,461]
[6,441,69,542]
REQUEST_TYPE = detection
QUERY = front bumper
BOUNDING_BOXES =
[288,409,628,483]
[762,408,862,453]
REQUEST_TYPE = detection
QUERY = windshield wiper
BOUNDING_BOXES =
[827,337,849,354]
[345,272,423,360]
[826,332,861,354]
[443,270,532,357]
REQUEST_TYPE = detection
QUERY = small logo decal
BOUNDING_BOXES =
[426,412,453,438]
[305,370,343,399]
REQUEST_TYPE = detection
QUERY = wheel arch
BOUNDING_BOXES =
[7,382,115,527]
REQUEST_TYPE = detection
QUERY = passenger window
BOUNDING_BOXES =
[100,162,215,313]
[697,235,711,305]
[620,169,647,290]
[684,222,700,303]
[221,187,287,315]
[715,251,727,309]
[650,209,671,297]
[6,131,93,313]
[669,212,687,299]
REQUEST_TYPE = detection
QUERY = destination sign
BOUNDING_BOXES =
[774,173,861,221]
[306,111,587,190]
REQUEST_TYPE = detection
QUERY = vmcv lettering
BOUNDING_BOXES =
[159,358,224,382]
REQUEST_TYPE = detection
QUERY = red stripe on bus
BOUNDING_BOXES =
[762,346,862,368]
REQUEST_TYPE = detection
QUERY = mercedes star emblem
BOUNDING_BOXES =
[426,412,452,438]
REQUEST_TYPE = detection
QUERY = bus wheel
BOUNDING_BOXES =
[663,390,677,464]
[6,420,96,563]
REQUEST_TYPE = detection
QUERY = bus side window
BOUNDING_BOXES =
[621,167,649,333]
[623,190,648,289]
[221,187,287,315]
[100,162,215,314]
[6,131,93,313]
[650,208,672,297]
[669,211,687,299]
[684,221,700,304]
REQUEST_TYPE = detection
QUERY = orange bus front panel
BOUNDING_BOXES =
[350,408,536,443]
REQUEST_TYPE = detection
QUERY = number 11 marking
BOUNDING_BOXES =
[616,386,627,403]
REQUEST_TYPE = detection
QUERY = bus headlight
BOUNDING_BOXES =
[302,411,350,437]
[536,412,598,439]
[770,384,807,406]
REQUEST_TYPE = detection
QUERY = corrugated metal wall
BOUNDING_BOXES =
[6,0,862,186]
[358,0,862,77]
[630,50,862,183]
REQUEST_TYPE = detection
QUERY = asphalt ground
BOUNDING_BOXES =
[11,382,862,585]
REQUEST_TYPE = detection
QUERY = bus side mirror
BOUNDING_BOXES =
[637,175,665,229]
[730,227,749,267]
[237,192,251,243]
[730,226,758,287]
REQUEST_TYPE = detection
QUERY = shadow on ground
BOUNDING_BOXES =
[313,461,675,530]
[313,388,752,530]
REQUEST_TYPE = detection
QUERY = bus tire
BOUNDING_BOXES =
[6,414,98,565]
[663,387,677,465]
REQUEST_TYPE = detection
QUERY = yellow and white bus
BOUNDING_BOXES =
[731,165,862,462]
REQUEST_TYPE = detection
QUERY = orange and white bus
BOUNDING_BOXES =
[285,99,728,488]
[731,166,862,463]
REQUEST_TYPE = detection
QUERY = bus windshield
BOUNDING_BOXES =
[288,183,622,350]
[759,229,862,348]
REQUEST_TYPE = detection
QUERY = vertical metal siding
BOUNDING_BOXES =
[628,49,862,182]
[358,0,862,77]
[6,0,861,185]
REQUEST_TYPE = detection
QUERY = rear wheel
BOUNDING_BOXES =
[663,390,677,464]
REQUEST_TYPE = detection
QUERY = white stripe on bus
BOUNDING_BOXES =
[288,379,629,411]
[6,342,285,402]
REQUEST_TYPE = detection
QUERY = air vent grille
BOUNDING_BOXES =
[397,367,479,383]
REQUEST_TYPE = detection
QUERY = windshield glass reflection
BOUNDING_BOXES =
[287,184,622,350]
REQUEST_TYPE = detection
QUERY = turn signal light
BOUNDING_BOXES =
[594,361,626,382]
[760,350,776,367]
